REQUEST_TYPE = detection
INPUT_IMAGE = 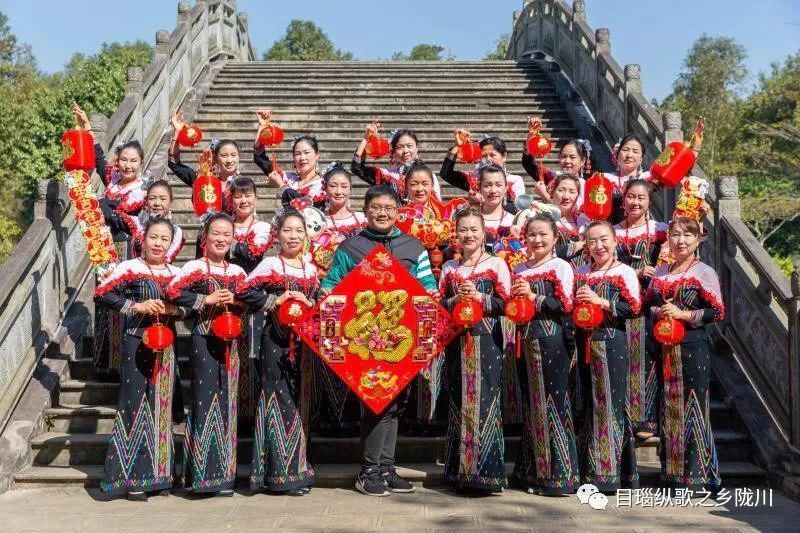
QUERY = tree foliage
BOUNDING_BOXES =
[392,44,450,61]
[483,33,509,60]
[660,41,800,268]
[263,20,353,61]
[0,9,152,261]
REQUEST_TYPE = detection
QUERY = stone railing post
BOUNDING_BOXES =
[791,269,800,447]
[715,176,740,330]
[125,66,144,142]
[661,111,685,217]
[89,113,108,152]
[595,28,610,132]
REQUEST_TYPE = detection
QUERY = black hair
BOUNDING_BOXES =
[146,179,173,199]
[584,220,616,239]
[623,178,653,198]
[615,134,646,160]
[454,206,485,229]
[477,163,507,185]
[524,212,558,237]
[322,162,352,187]
[669,216,701,237]
[228,176,257,197]
[274,208,306,232]
[202,212,234,238]
[478,136,507,156]
[142,215,174,240]
[364,184,400,209]
[551,173,582,195]
[560,139,591,176]
[390,129,418,151]
[403,161,434,185]
[115,140,144,160]
[292,135,319,153]
[212,139,240,159]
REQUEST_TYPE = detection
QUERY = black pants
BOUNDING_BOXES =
[360,391,408,469]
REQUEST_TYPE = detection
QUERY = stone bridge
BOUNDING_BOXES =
[0,0,798,499]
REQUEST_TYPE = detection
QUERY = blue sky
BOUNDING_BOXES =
[1,0,798,101]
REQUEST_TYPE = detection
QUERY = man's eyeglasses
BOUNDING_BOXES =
[367,205,398,214]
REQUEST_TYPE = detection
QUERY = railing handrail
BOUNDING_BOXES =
[0,0,254,433]
[506,0,800,450]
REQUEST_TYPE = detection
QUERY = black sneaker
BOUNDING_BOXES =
[355,467,390,497]
[381,466,415,493]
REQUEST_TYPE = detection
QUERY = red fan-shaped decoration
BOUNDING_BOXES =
[278,298,313,327]
[212,312,242,341]
[526,134,552,159]
[177,124,204,147]
[654,317,685,346]
[458,142,482,164]
[192,174,223,217]
[258,124,285,149]
[62,128,96,172]
[650,141,696,189]
[583,173,613,221]
[506,296,535,324]
[366,137,391,159]
[143,323,174,351]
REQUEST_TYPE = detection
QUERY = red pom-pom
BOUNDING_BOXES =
[366,137,391,159]
[177,124,204,147]
[458,142,482,163]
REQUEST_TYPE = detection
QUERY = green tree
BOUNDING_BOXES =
[392,44,450,61]
[660,35,748,179]
[263,20,353,61]
[483,33,509,60]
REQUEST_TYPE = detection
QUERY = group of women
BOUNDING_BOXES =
[76,101,723,502]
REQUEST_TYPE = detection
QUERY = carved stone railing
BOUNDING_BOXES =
[0,0,254,432]
[507,0,800,450]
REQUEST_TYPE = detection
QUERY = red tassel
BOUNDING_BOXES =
[465,332,473,357]
[150,351,160,386]
[225,343,231,373]
[584,335,592,365]
[664,345,673,380]
[515,329,522,359]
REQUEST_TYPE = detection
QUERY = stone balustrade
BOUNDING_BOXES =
[507,0,800,450]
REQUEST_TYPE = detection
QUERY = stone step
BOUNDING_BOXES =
[212,75,552,85]
[206,81,557,91]
[189,126,570,137]
[202,93,565,103]
[194,110,572,120]
[191,116,576,128]
[28,426,751,468]
[12,460,767,490]
[222,60,538,69]
[198,103,569,114]
[168,137,576,150]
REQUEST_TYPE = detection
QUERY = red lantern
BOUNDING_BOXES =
[143,322,174,385]
[650,141,697,188]
[211,312,242,341]
[654,317,685,380]
[506,295,535,359]
[452,299,483,357]
[143,323,174,351]
[177,124,204,147]
[365,137,391,159]
[582,173,613,221]
[258,124,285,148]
[458,142,482,164]
[573,302,604,364]
[62,128,96,172]
[526,134,552,159]
[192,174,223,216]
[506,296,535,324]
[278,298,313,328]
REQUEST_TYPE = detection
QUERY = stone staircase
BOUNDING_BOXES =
[14,339,766,488]
[165,60,579,262]
[10,60,767,490]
